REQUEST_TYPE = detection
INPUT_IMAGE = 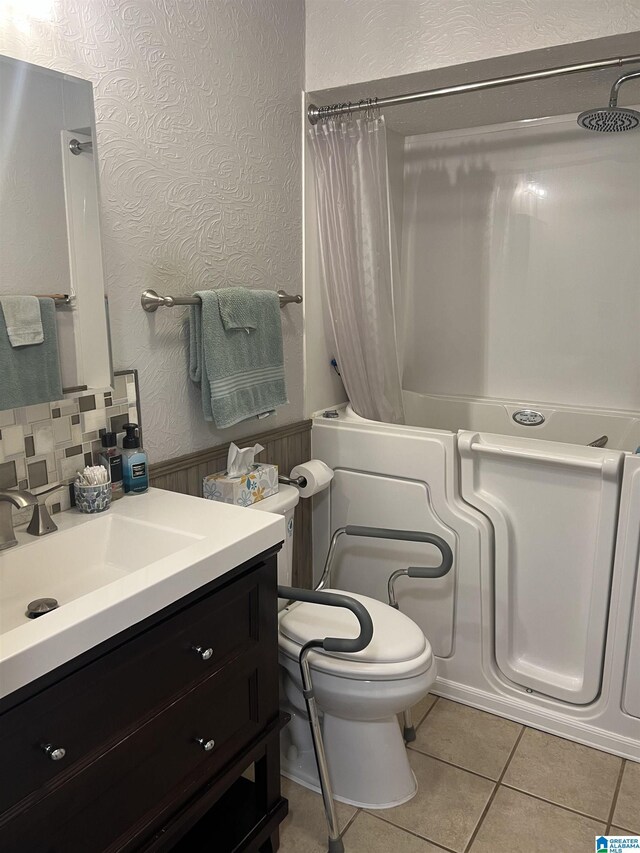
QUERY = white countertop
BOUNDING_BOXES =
[0,488,284,700]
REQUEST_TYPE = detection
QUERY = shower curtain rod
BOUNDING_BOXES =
[307,53,640,124]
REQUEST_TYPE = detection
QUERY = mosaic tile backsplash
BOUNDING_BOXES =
[0,371,139,517]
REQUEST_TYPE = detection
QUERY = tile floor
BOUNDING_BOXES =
[278,695,640,853]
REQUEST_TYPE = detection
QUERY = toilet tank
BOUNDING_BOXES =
[248,485,300,600]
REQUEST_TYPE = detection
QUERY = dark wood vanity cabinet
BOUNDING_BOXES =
[0,547,287,853]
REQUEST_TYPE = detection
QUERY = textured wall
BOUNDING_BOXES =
[0,0,304,462]
[306,0,640,90]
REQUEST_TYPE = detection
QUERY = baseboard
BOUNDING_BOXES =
[433,677,640,761]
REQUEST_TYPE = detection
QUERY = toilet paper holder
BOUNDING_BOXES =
[278,473,308,488]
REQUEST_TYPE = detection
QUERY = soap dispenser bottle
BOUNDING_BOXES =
[97,431,124,500]
[122,423,149,494]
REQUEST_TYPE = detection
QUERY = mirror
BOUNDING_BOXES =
[0,54,112,408]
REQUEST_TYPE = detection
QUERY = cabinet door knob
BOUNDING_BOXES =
[192,645,213,661]
[41,743,66,761]
[194,736,215,752]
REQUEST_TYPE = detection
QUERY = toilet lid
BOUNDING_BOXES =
[279,588,428,664]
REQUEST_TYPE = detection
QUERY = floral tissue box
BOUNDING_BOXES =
[203,463,279,507]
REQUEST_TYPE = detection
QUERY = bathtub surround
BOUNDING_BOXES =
[0,0,304,462]
[399,110,640,411]
[303,32,640,419]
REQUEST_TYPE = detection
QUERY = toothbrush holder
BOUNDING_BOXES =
[74,480,111,514]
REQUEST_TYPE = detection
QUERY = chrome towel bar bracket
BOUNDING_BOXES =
[141,288,302,312]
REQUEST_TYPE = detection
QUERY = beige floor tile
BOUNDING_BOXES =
[413,693,438,726]
[469,787,605,853]
[398,694,438,733]
[279,777,357,853]
[613,761,640,833]
[502,728,622,819]
[371,750,494,852]
[411,698,522,779]
[343,812,445,852]
[610,827,639,836]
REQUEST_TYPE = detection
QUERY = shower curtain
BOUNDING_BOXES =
[309,115,405,424]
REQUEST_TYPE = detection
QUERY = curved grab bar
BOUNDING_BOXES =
[278,585,374,653]
[344,525,453,576]
[317,525,454,591]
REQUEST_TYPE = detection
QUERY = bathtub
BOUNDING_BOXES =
[312,391,640,759]
[354,390,640,451]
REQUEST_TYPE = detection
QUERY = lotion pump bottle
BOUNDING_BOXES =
[122,423,149,494]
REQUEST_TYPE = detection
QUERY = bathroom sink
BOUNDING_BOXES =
[0,488,284,699]
[0,515,199,633]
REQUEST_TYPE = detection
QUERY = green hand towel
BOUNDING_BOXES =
[189,289,288,428]
[217,287,258,331]
[0,297,63,410]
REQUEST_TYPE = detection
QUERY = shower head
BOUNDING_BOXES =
[577,106,640,132]
[578,69,640,132]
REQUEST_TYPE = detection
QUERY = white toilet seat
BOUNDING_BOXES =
[279,588,434,680]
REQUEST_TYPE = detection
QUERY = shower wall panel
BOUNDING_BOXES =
[400,110,640,411]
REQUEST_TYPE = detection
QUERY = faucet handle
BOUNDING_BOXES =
[26,485,66,537]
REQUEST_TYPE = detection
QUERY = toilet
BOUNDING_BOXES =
[250,485,437,809]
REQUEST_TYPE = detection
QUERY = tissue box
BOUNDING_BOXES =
[203,463,279,506]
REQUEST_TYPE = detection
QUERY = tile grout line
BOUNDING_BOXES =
[462,725,527,853]
[366,810,459,853]
[340,807,361,838]
[499,782,611,825]
[414,695,440,732]
[605,759,626,833]
[406,745,507,784]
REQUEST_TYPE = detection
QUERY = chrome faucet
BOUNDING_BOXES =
[0,490,38,551]
[0,485,66,551]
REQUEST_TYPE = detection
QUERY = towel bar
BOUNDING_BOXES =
[34,294,72,306]
[141,288,302,313]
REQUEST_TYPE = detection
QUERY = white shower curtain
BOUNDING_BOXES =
[309,116,405,424]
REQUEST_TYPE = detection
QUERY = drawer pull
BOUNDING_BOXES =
[192,645,213,661]
[194,736,216,752]
[41,743,66,761]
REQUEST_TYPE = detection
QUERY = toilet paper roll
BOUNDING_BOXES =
[290,460,334,498]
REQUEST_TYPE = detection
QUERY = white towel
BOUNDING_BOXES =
[0,296,44,347]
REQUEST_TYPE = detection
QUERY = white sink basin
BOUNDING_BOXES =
[0,488,284,699]
[0,515,200,633]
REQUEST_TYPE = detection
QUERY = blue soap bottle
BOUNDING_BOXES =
[122,423,149,494]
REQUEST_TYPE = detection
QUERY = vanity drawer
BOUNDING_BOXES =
[0,558,277,815]
[0,656,270,853]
